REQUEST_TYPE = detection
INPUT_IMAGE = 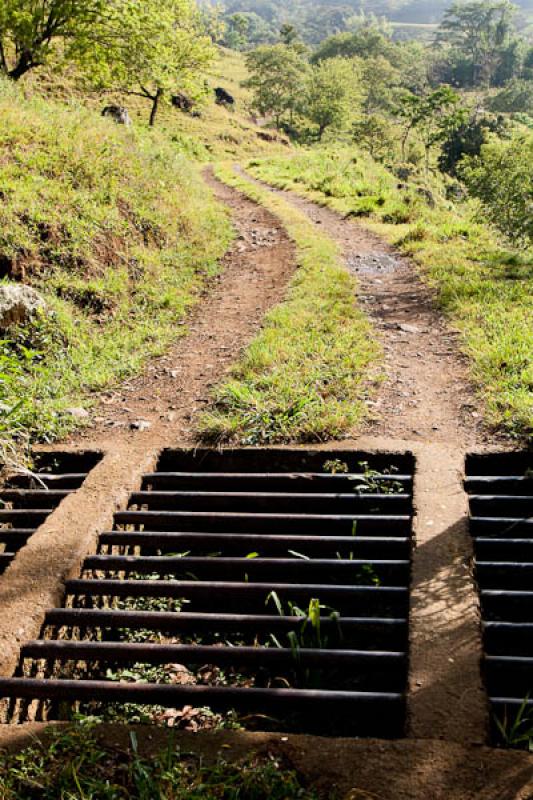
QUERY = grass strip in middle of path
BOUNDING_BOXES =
[198,164,380,445]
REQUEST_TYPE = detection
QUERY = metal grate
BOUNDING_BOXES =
[466,451,533,741]
[0,451,102,575]
[1,449,414,737]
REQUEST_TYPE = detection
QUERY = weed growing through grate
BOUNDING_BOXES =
[0,723,325,799]
[494,697,533,751]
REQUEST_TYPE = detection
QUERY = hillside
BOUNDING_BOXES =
[208,0,533,42]
[0,78,233,453]
[23,49,289,160]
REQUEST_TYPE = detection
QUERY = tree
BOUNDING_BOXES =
[436,1,519,87]
[304,58,362,140]
[0,0,106,80]
[280,23,298,46]
[83,0,216,127]
[395,86,466,170]
[244,44,309,128]
[438,114,508,175]
[461,132,533,246]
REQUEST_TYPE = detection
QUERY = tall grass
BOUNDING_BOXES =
[0,79,232,455]
[250,148,533,439]
[198,163,380,444]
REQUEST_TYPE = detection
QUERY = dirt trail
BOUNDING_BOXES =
[235,167,496,745]
[245,176,494,448]
[0,171,296,679]
[69,168,295,450]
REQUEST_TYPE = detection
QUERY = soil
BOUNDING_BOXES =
[67,167,296,450]
[240,172,504,450]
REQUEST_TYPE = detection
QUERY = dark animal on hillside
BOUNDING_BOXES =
[101,106,131,126]
[172,93,194,113]
[215,87,235,107]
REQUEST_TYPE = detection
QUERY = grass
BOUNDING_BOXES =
[0,78,233,458]
[0,723,324,799]
[249,148,533,440]
[22,48,289,161]
[197,164,380,445]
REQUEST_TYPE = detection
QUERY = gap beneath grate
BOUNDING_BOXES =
[0,448,414,737]
[0,451,102,575]
[466,451,533,745]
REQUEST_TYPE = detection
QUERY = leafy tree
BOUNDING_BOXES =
[461,132,533,246]
[488,79,533,114]
[0,0,106,80]
[438,114,508,175]
[244,44,309,128]
[280,23,298,45]
[436,1,519,87]
[352,113,396,161]
[304,57,362,140]
[395,86,466,170]
[83,0,216,126]
[311,28,396,64]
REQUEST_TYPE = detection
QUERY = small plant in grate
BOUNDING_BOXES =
[323,459,349,475]
[266,592,341,652]
[495,696,533,751]
[352,461,404,495]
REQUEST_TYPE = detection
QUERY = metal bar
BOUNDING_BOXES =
[469,497,533,516]
[483,622,533,655]
[7,474,87,488]
[83,555,410,585]
[128,491,412,515]
[0,510,53,521]
[474,539,533,560]
[21,640,406,669]
[470,517,533,538]
[476,562,533,590]
[481,591,533,621]
[65,579,408,614]
[98,531,410,558]
[143,473,413,493]
[0,677,404,720]
[113,511,411,535]
[43,609,407,648]
[466,477,533,494]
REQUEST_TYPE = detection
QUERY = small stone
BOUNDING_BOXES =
[130,419,151,431]
[65,407,89,420]
[398,323,421,334]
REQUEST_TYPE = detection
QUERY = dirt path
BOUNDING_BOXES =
[0,171,297,679]
[68,168,295,450]
[234,167,496,746]
[245,176,493,448]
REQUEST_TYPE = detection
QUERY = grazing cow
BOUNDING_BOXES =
[215,87,235,107]
[172,92,194,113]
[101,106,132,126]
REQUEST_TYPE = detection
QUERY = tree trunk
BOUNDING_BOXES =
[8,51,34,81]
[149,89,163,127]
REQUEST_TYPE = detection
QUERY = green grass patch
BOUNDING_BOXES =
[197,163,380,445]
[0,79,233,457]
[0,723,323,799]
[249,148,533,439]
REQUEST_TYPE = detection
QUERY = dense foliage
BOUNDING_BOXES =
[206,0,533,47]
